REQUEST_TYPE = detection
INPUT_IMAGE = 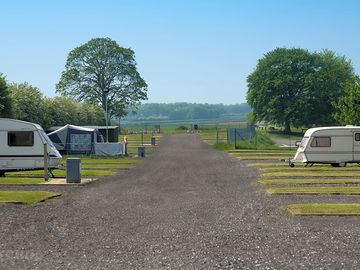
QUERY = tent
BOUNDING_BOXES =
[48,125,104,155]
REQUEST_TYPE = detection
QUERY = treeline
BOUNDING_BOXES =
[0,76,104,129]
[124,103,251,121]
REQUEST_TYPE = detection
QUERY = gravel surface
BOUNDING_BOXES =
[1,134,360,269]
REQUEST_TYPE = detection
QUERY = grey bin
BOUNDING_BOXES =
[138,147,146,158]
[151,137,156,145]
[66,158,81,183]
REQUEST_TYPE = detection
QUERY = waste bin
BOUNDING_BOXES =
[151,137,156,146]
[138,147,146,158]
[66,158,81,183]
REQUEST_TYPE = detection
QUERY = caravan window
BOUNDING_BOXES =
[355,133,360,141]
[310,136,331,147]
[8,131,34,146]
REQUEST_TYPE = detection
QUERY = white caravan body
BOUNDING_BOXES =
[0,118,62,173]
[293,126,360,166]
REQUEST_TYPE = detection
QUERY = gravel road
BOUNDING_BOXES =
[1,134,360,269]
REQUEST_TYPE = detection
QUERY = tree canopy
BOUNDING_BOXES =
[246,48,354,132]
[333,76,360,125]
[0,74,12,117]
[56,37,148,121]
[9,83,45,125]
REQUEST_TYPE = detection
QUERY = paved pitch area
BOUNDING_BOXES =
[1,134,360,269]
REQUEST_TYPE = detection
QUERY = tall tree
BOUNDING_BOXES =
[56,37,148,123]
[0,73,12,117]
[9,82,45,124]
[333,76,360,125]
[246,48,354,133]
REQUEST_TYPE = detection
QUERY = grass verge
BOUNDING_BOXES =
[262,171,360,178]
[236,156,292,160]
[80,159,140,164]
[0,178,45,185]
[81,164,132,169]
[260,167,360,173]
[259,178,360,186]
[283,203,360,216]
[267,186,360,195]
[7,169,116,177]
[0,191,61,205]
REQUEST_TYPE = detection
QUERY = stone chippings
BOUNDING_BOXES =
[0,134,360,269]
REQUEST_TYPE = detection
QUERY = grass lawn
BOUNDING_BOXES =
[283,203,360,216]
[260,167,360,173]
[248,162,297,167]
[262,171,360,179]
[7,169,116,177]
[259,178,360,186]
[236,156,292,160]
[267,186,360,195]
[0,191,61,205]
[0,178,45,185]
[228,149,295,154]
[81,164,132,169]
[80,159,140,164]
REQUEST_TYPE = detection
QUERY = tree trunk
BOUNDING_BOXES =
[284,121,291,134]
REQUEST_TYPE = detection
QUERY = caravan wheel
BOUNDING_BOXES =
[331,162,347,167]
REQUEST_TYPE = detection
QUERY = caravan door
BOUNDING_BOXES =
[353,132,360,161]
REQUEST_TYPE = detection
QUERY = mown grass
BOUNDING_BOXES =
[259,178,360,186]
[0,178,45,185]
[283,203,360,216]
[80,159,140,164]
[236,156,292,160]
[248,162,297,167]
[228,149,295,153]
[81,164,132,169]
[262,171,359,178]
[267,186,360,195]
[260,167,360,173]
[0,191,61,205]
[6,169,116,177]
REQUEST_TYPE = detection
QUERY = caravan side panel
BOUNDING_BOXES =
[305,129,353,163]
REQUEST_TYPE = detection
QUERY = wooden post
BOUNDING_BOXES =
[43,143,49,181]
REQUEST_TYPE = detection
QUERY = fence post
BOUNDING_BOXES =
[141,132,144,146]
[234,128,237,148]
[216,128,219,144]
[43,143,49,181]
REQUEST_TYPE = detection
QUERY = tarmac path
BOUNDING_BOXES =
[1,134,360,269]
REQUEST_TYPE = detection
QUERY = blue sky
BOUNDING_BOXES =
[1,0,359,104]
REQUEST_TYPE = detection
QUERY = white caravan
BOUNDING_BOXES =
[292,126,360,167]
[0,118,62,176]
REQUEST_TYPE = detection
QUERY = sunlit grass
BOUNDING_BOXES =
[267,186,360,195]
[259,178,360,185]
[260,167,360,173]
[7,169,116,177]
[0,178,45,185]
[262,171,359,178]
[0,191,61,205]
[283,203,360,216]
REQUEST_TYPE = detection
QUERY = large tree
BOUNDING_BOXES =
[0,74,12,117]
[9,82,45,125]
[333,76,360,125]
[246,48,354,133]
[56,37,148,122]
